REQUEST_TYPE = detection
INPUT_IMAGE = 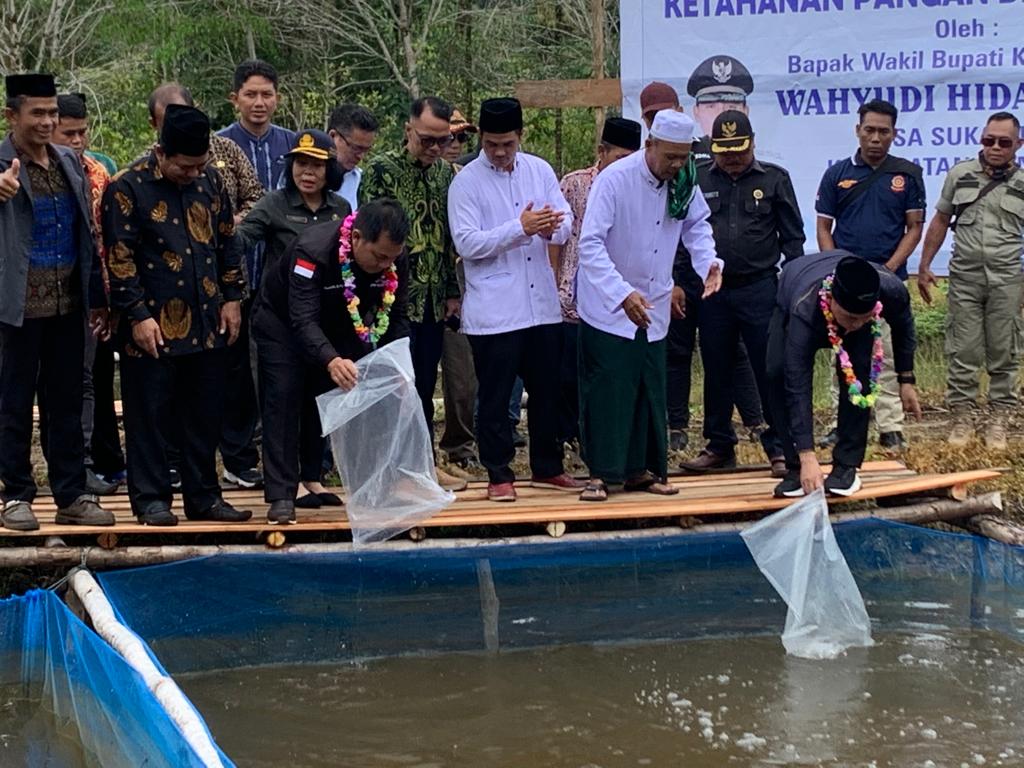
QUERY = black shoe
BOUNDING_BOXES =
[185,500,253,522]
[295,493,323,509]
[824,464,862,496]
[452,456,484,472]
[85,468,119,496]
[267,500,296,525]
[317,492,344,507]
[773,472,805,498]
[137,507,178,526]
[169,467,182,491]
[817,429,839,448]
[669,429,689,452]
[512,429,527,448]
[878,431,907,450]
[223,467,264,489]
[769,455,788,479]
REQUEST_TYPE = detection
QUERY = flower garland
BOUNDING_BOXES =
[338,213,398,348]
[818,274,884,409]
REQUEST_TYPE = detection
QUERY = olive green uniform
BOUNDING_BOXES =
[937,158,1024,411]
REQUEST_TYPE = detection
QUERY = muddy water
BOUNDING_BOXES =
[0,693,91,767]
[180,630,1023,768]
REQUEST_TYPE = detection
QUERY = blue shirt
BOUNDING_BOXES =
[815,151,925,280]
[216,122,296,192]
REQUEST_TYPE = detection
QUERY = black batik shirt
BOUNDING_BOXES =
[102,152,244,357]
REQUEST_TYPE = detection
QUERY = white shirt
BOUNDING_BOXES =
[448,152,572,335]
[577,150,721,342]
[336,166,362,211]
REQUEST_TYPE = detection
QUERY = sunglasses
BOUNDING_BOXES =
[981,136,1016,148]
[412,130,453,149]
[452,132,471,144]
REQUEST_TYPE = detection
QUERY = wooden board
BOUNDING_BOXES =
[514,78,622,108]
[0,463,999,539]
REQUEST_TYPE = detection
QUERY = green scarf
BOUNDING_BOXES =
[667,156,697,220]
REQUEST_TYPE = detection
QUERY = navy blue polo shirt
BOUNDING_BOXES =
[815,151,925,280]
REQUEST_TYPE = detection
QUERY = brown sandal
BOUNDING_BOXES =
[625,472,678,495]
[579,479,608,502]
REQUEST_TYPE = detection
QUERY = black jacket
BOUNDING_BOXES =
[776,249,915,452]
[255,219,410,367]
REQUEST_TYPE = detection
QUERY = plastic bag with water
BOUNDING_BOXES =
[316,338,454,545]
[740,489,873,659]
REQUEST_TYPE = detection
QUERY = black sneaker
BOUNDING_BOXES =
[223,467,264,489]
[169,467,182,491]
[878,431,907,450]
[85,468,119,496]
[137,507,178,526]
[185,500,253,522]
[668,429,689,452]
[824,464,861,496]
[267,500,296,525]
[817,429,839,448]
[773,472,805,498]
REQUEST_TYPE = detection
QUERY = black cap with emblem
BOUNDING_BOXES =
[710,110,754,154]
[687,55,754,104]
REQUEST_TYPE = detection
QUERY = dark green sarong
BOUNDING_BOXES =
[578,321,668,484]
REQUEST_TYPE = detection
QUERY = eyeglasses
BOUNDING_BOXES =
[452,132,471,144]
[412,130,453,149]
[337,133,373,155]
[981,136,1016,148]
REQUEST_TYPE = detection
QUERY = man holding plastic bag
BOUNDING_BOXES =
[767,252,921,499]
[255,199,417,525]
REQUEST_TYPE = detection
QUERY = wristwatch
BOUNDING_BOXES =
[896,372,916,385]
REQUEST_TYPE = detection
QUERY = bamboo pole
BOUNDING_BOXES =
[1,493,1002,569]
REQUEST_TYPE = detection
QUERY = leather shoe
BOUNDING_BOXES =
[185,500,252,522]
[769,455,788,478]
[267,500,296,525]
[137,507,178,526]
[680,449,736,473]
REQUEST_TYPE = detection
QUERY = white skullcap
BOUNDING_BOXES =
[649,110,695,144]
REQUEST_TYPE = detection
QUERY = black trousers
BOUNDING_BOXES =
[558,321,580,443]
[253,311,328,503]
[89,338,125,475]
[698,277,782,459]
[121,349,228,517]
[0,314,87,508]
[766,308,872,472]
[468,323,564,484]
[667,281,764,431]
[409,302,445,443]
[218,298,261,473]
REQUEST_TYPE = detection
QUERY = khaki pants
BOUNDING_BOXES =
[829,319,903,433]
[945,276,1023,411]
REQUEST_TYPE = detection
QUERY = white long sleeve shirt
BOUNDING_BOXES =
[447,152,572,335]
[577,150,721,342]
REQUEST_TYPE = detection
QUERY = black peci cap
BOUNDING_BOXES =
[159,104,210,157]
[601,117,642,151]
[478,98,523,134]
[5,73,57,99]
[832,256,881,314]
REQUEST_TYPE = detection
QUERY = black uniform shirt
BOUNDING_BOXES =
[102,152,244,357]
[257,220,410,367]
[698,158,805,284]
[776,250,915,452]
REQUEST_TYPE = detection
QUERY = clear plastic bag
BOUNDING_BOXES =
[316,338,454,546]
[740,489,873,659]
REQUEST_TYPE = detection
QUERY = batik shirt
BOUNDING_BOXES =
[360,149,459,324]
[81,152,111,292]
[102,152,244,357]
[208,134,264,220]
[557,164,598,322]
[22,144,81,318]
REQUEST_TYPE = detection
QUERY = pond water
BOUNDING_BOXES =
[181,629,1024,768]
[0,691,91,767]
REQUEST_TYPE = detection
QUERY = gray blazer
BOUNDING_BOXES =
[0,136,106,327]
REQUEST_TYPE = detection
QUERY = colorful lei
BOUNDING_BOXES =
[338,213,398,348]
[819,274,884,409]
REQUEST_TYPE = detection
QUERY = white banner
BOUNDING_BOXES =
[620,0,1024,275]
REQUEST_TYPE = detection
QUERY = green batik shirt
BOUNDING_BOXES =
[360,149,459,324]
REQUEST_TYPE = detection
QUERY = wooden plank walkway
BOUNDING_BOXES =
[0,461,999,540]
